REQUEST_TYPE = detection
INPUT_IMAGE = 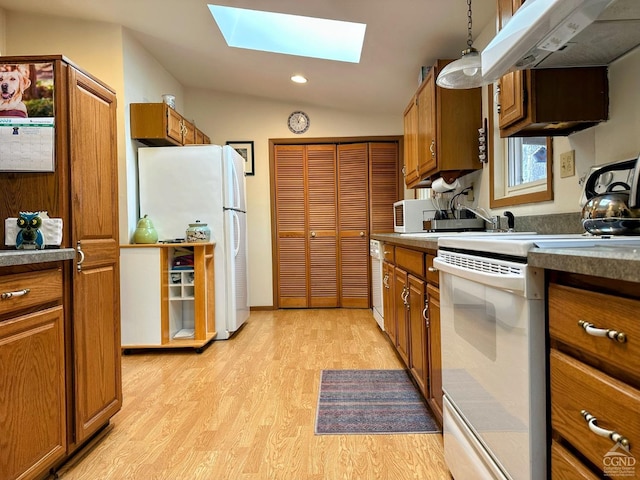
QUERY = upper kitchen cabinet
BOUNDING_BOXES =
[496,0,609,137]
[130,102,210,146]
[403,60,482,188]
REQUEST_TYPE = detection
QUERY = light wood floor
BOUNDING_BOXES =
[60,309,450,480]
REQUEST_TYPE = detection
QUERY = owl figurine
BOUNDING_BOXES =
[16,211,45,250]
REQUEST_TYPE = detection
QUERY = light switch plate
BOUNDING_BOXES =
[560,150,575,178]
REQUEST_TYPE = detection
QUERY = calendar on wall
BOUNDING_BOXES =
[0,62,55,172]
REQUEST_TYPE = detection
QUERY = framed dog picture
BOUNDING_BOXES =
[0,62,56,172]
[226,141,255,176]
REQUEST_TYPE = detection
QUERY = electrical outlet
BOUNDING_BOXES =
[466,186,474,202]
[560,150,575,178]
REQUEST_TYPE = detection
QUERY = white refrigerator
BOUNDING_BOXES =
[138,145,250,339]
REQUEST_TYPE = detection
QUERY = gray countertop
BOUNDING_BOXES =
[0,248,76,267]
[372,233,640,284]
[528,246,640,283]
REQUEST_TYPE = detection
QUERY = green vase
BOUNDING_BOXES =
[133,215,158,244]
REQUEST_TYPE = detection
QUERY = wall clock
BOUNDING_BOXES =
[287,111,310,134]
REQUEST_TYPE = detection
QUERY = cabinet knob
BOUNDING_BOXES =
[360,231,365,237]
[427,266,438,273]
[310,231,316,238]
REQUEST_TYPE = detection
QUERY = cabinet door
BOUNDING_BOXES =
[69,67,122,444]
[0,306,66,480]
[383,261,396,344]
[274,145,307,307]
[497,0,526,129]
[338,143,369,308]
[394,266,410,366]
[166,106,184,144]
[417,72,437,176]
[403,97,419,186]
[409,274,427,396]
[182,118,196,145]
[308,145,338,307]
[427,283,443,423]
[369,143,399,233]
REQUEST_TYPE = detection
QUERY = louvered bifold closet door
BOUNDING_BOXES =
[307,145,339,307]
[337,143,370,308]
[275,145,308,307]
[369,143,399,233]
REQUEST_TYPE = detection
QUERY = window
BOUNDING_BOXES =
[488,84,553,207]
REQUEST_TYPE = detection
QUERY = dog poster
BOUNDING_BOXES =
[0,62,55,172]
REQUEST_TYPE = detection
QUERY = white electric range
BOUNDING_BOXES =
[435,233,640,480]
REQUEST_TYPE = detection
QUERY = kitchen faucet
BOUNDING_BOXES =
[457,205,500,231]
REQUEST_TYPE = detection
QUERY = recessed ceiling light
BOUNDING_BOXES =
[291,75,308,84]
[208,4,366,63]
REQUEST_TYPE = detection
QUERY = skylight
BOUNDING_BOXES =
[208,5,366,63]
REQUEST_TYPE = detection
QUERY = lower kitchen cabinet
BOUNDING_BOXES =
[393,266,410,366]
[0,265,66,480]
[408,273,427,394]
[120,243,216,351]
[548,272,640,479]
[426,279,443,422]
[381,243,443,426]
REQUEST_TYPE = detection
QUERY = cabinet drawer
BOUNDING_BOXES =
[551,441,599,480]
[0,269,62,316]
[395,247,424,277]
[383,245,395,263]
[548,283,640,379]
[550,349,640,471]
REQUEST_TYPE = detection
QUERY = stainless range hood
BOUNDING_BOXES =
[482,0,640,83]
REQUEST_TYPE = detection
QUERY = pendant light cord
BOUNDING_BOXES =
[467,0,473,49]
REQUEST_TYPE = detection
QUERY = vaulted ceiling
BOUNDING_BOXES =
[0,0,496,114]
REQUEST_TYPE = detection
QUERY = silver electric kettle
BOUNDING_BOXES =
[581,155,640,235]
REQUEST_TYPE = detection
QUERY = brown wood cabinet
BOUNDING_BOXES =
[548,272,640,479]
[273,142,399,309]
[130,102,210,146]
[403,98,419,186]
[393,265,411,366]
[496,0,609,137]
[0,55,122,473]
[0,265,66,480]
[426,254,443,422]
[408,273,427,394]
[379,242,443,426]
[403,60,482,187]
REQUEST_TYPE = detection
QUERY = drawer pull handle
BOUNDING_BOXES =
[1,288,31,300]
[578,320,627,343]
[427,267,438,273]
[581,410,630,449]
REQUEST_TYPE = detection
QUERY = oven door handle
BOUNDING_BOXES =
[433,257,526,295]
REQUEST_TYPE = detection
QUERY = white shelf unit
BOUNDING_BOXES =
[120,243,216,351]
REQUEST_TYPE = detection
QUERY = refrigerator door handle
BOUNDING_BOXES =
[230,150,241,208]
[232,210,240,257]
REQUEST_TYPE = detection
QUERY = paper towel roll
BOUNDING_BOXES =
[432,177,460,193]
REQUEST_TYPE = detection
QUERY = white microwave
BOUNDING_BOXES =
[393,199,436,233]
